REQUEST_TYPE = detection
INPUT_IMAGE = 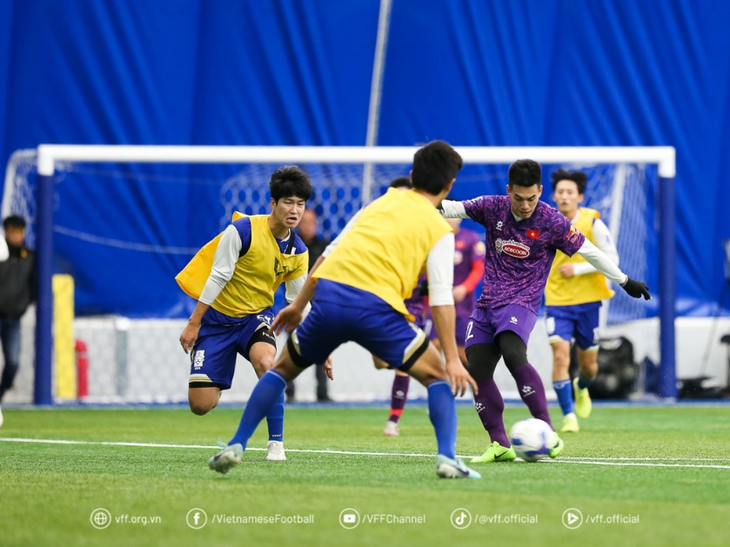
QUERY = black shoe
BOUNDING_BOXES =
[317,395,334,403]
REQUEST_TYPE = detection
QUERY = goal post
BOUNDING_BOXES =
[20,144,676,403]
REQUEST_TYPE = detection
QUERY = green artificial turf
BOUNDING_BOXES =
[1,405,729,547]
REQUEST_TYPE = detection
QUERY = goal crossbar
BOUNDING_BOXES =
[35,144,676,178]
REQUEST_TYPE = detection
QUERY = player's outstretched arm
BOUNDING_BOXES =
[576,239,651,300]
[439,200,470,219]
[567,218,619,277]
[270,256,322,335]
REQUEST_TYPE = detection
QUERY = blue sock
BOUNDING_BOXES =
[553,379,574,416]
[266,392,285,442]
[427,380,457,459]
[577,376,594,390]
[229,370,287,449]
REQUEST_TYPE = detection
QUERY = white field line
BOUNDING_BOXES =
[1,437,729,470]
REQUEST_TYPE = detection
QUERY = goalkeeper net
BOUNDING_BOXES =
[1,147,663,403]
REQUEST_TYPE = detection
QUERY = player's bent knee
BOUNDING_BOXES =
[408,344,447,386]
[188,397,216,416]
[189,403,212,416]
[188,386,220,416]
[252,357,275,378]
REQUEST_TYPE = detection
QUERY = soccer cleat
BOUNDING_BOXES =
[548,433,565,459]
[573,378,592,418]
[383,421,400,437]
[560,413,580,433]
[266,440,286,461]
[436,455,482,479]
[471,441,516,463]
[0,403,3,428]
[208,442,243,474]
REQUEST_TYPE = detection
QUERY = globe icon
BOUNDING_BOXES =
[94,512,108,526]
[90,509,111,529]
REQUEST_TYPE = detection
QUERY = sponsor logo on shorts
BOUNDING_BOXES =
[510,316,518,324]
[495,238,530,259]
[257,314,273,326]
[193,350,205,370]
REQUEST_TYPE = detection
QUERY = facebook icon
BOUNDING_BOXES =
[186,508,208,529]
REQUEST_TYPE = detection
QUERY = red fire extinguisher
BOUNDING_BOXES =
[75,339,88,399]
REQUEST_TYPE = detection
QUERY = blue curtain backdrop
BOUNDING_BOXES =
[0,0,728,318]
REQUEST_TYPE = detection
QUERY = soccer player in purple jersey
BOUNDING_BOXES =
[441,159,650,463]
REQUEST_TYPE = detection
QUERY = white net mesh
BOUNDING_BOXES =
[1,151,655,403]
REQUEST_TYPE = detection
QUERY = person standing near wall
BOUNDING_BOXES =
[0,216,38,427]
[286,209,333,402]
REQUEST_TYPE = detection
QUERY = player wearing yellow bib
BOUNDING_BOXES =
[546,169,620,433]
[207,141,481,479]
[177,166,320,462]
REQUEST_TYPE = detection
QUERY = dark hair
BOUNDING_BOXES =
[411,141,463,195]
[389,176,412,189]
[3,215,27,230]
[269,166,312,202]
[551,168,587,194]
[508,159,542,188]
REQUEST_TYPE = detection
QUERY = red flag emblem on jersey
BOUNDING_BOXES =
[526,229,540,239]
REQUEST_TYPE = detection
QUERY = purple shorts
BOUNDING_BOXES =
[464,305,538,349]
[428,314,470,347]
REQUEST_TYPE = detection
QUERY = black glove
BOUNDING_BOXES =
[621,278,651,300]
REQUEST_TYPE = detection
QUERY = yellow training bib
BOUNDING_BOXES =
[545,207,615,306]
[176,214,308,317]
[314,188,453,320]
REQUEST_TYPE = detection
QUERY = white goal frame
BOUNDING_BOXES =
[10,145,676,403]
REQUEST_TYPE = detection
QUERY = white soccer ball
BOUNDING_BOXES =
[509,418,555,462]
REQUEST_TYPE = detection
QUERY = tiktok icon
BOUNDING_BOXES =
[450,508,472,529]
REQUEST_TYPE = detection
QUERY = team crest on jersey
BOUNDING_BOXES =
[273,257,289,277]
[568,225,581,243]
[495,238,530,259]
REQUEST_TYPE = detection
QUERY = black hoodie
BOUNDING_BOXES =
[0,242,37,318]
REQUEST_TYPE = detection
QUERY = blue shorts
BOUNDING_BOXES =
[288,280,429,371]
[189,307,276,390]
[545,302,601,351]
